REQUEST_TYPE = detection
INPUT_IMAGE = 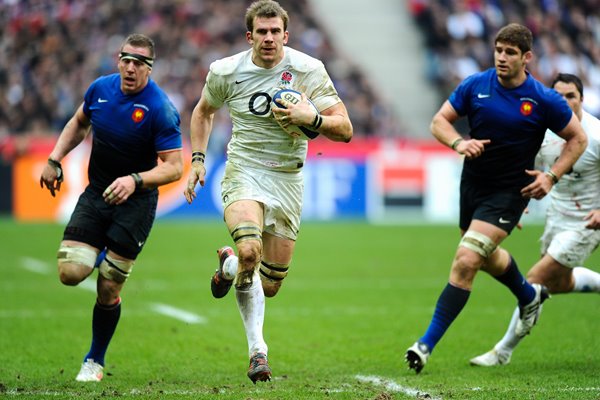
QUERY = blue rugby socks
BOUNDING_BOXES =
[84,297,121,366]
[493,256,535,305]
[420,283,470,351]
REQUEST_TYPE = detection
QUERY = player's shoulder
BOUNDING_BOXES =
[283,47,324,73]
[209,50,251,76]
[582,110,600,142]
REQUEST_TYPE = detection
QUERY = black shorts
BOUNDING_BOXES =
[62,186,158,259]
[459,181,529,234]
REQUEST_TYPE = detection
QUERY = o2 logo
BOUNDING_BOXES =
[248,92,272,116]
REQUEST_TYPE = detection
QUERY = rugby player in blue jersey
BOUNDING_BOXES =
[470,73,600,367]
[40,34,183,382]
[405,23,587,374]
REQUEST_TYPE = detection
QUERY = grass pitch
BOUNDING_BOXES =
[1,219,599,399]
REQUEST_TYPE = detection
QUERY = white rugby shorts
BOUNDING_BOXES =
[541,211,600,268]
[221,161,303,241]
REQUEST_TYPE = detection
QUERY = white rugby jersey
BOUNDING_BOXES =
[537,110,600,218]
[202,47,341,172]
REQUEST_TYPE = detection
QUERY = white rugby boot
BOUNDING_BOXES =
[470,348,512,367]
[405,341,430,374]
[75,358,103,382]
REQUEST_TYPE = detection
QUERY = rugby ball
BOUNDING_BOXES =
[272,89,320,140]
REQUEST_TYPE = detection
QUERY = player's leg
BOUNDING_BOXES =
[223,199,271,383]
[407,220,503,373]
[472,265,600,367]
[469,306,518,366]
[57,240,99,285]
[471,253,586,367]
[260,233,295,298]
[74,192,151,381]
[470,252,548,367]
[76,251,133,382]
[572,267,600,292]
[485,245,544,302]
[58,190,106,286]
[530,227,600,294]
[258,169,301,298]
[470,251,539,367]
[479,189,549,337]
[406,245,478,373]
[527,257,576,293]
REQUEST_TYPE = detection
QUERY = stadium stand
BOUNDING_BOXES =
[0,0,400,162]
[409,0,600,121]
[308,0,439,138]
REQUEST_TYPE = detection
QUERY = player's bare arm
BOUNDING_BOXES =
[317,101,353,143]
[521,113,586,200]
[40,104,91,197]
[272,95,352,142]
[103,149,183,206]
[184,96,218,203]
[431,100,490,158]
[549,113,587,179]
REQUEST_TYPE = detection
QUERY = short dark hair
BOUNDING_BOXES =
[245,0,289,32]
[494,23,533,54]
[551,73,584,97]
[121,33,155,59]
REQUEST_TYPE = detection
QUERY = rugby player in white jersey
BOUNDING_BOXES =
[183,0,352,383]
[471,73,600,367]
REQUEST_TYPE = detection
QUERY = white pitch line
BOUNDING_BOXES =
[150,303,207,324]
[355,375,442,400]
[21,257,50,274]
[78,279,97,292]
[19,257,205,324]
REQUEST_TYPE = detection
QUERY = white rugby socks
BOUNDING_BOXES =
[572,267,600,292]
[495,307,521,354]
[235,270,268,357]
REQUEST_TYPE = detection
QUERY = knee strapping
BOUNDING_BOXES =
[57,246,97,269]
[459,230,497,258]
[98,255,134,283]
[259,260,289,282]
[230,222,262,244]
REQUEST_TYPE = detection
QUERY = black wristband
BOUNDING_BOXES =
[191,151,205,164]
[130,173,143,189]
[48,158,64,181]
[312,114,323,130]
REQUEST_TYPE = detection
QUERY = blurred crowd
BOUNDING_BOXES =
[410,0,600,117]
[0,0,401,161]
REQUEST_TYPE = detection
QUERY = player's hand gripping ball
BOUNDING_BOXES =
[272,89,320,140]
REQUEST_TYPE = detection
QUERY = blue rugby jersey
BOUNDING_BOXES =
[449,68,572,189]
[83,74,182,194]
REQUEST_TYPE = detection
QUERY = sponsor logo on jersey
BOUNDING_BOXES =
[132,108,145,123]
[520,101,533,116]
